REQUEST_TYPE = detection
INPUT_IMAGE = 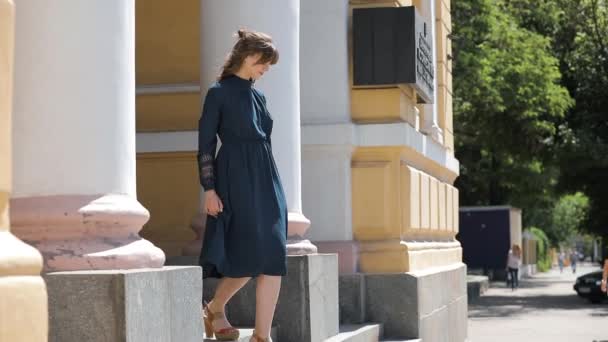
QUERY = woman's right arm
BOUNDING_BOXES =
[197,87,223,216]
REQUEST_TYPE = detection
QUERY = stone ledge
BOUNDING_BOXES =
[467,275,489,302]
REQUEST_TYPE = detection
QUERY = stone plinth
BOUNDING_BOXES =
[364,263,467,341]
[45,266,203,342]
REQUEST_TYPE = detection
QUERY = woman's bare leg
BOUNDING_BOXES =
[207,277,251,330]
[254,275,282,339]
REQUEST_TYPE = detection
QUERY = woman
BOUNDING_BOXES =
[197,29,286,342]
[506,244,522,290]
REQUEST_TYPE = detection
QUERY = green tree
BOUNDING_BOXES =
[504,0,608,237]
[452,0,573,227]
[547,192,590,245]
[553,0,608,237]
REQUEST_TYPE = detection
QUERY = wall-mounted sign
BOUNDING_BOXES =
[353,6,435,104]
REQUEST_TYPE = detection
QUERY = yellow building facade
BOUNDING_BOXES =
[134,0,460,272]
[2,0,464,340]
[350,0,459,274]
[134,0,202,258]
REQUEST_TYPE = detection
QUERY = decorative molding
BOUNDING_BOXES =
[136,83,200,95]
[136,131,197,153]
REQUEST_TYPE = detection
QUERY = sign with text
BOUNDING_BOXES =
[353,6,435,104]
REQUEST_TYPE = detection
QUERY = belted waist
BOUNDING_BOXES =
[221,138,269,145]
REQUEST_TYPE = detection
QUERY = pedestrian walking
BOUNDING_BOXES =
[197,29,285,342]
[570,250,579,274]
[506,244,522,290]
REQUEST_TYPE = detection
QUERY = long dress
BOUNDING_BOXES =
[197,74,288,278]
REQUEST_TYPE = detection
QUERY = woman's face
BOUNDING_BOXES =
[243,53,271,80]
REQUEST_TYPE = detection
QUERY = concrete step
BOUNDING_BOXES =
[380,340,421,342]
[325,324,383,342]
[204,327,277,342]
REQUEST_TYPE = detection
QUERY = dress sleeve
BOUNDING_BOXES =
[197,87,221,190]
[261,92,272,148]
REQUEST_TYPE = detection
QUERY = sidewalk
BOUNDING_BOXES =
[468,264,608,342]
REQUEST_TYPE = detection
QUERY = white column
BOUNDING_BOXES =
[11,0,165,271]
[300,0,354,243]
[200,0,315,254]
[299,0,361,271]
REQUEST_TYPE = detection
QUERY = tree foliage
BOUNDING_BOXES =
[546,192,590,245]
[504,0,608,236]
[453,0,608,240]
[452,0,572,224]
[553,0,608,236]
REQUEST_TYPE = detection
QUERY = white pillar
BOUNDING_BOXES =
[11,0,165,271]
[300,0,353,243]
[200,0,315,254]
[299,0,360,270]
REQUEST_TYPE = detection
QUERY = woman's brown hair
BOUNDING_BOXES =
[218,28,279,80]
[512,244,522,257]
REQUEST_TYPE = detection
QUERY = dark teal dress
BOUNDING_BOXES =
[197,74,288,278]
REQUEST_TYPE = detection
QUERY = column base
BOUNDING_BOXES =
[44,266,203,342]
[287,238,318,255]
[287,211,317,255]
[10,194,165,271]
[288,211,311,237]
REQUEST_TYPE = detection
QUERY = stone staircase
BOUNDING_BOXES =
[204,324,421,342]
[167,255,434,341]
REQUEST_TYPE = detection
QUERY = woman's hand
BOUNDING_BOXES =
[204,190,224,217]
